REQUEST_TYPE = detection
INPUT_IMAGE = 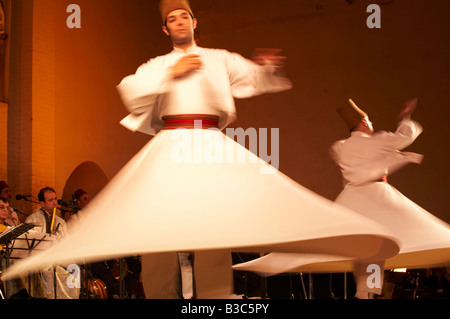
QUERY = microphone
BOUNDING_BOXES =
[16,194,31,201]
[57,199,77,207]
[57,206,72,213]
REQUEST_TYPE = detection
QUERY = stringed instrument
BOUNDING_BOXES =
[0,224,8,252]
[87,278,108,299]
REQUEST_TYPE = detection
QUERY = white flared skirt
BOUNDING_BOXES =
[3,129,400,280]
[233,182,450,274]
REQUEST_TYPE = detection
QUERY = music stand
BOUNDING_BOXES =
[1,223,37,266]
[8,229,56,260]
[10,230,74,299]
[0,223,36,298]
[0,223,36,245]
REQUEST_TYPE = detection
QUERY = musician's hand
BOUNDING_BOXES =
[398,97,418,121]
[252,48,286,67]
[171,54,203,79]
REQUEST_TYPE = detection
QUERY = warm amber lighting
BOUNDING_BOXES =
[392,268,407,273]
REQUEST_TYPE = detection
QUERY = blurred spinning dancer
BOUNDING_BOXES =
[332,98,450,298]
[118,0,293,298]
[232,98,450,299]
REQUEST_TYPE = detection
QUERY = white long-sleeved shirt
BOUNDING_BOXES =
[117,44,292,136]
[330,119,424,186]
[25,208,67,239]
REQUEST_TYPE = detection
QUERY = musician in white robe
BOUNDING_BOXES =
[25,187,78,299]
[26,187,67,238]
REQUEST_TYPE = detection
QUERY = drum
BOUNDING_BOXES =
[88,278,108,299]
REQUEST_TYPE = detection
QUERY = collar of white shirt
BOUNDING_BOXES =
[172,43,199,54]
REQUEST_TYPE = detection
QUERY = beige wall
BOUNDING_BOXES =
[5,0,450,223]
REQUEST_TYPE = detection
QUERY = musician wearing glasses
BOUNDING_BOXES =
[0,181,20,227]
[0,197,11,227]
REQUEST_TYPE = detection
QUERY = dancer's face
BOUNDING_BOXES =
[162,9,197,45]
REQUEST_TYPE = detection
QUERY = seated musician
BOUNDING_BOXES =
[1,197,10,297]
[24,187,79,299]
[25,187,67,237]
[0,181,20,226]
[0,197,32,299]
[0,197,12,227]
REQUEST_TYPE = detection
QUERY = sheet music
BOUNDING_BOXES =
[0,223,36,245]
[8,230,56,259]
[0,225,16,239]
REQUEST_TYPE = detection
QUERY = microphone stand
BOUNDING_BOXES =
[50,223,63,299]
[10,207,29,218]
[18,197,40,205]
[119,258,127,299]
[53,266,57,299]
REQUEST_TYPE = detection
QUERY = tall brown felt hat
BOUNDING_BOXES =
[159,0,194,24]
[336,99,368,131]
